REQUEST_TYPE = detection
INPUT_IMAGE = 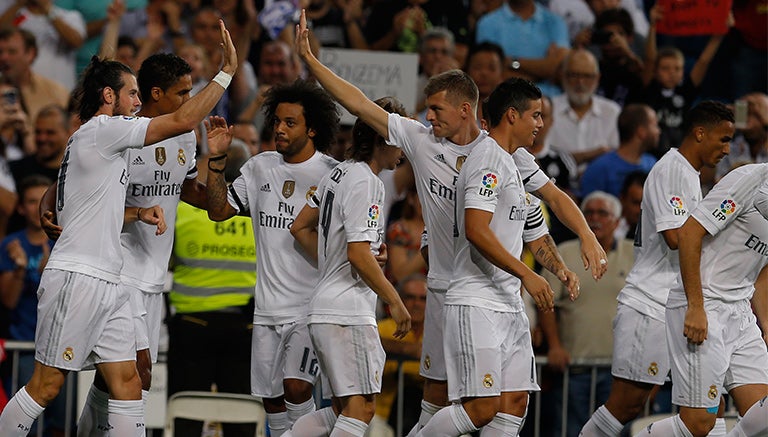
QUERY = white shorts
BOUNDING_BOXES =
[35,269,135,371]
[443,305,539,402]
[420,288,447,380]
[611,303,669,385]
[667,300,768,409]
[309,324,385,398]
[250,321,319,398]
[129,285,164,363]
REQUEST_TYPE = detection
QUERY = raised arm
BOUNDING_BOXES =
[295,9,390,140]
[203,116,238,220]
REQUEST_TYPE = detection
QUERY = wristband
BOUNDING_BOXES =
[207,162,225,173]
[209,154,227,161]
[212,71,233,89]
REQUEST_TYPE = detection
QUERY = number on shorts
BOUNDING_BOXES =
[300,347,319,376]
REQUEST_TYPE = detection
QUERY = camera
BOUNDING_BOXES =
[591,29,613,45]
[1,89,17,106]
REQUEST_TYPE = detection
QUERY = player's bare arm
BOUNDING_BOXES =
[348,241,412,338]
[204,116,239,221]
[290,204,320,262]
[295,9,389,139]
[145,20,237,145]
[465,208,554,311]
[533,181,607,280]
[678,216,709,345]
[660,228,681,250]
[40,182,61,240]
[526,234,580,300]
[125,205,167,236]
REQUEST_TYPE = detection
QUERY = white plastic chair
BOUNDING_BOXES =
[163,391,267,437]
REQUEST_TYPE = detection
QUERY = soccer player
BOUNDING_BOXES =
[0,21,237,437]
[289,96,412,436]
[293,11,606,433]
[580,101,735,436]
[637,164,768,437]
[416,78,555,436]
[205,80,341,437]
[76,53,227,436]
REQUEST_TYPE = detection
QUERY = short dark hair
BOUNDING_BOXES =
[424,69,479,111]
[138,53,192,102]
[620,170,647,196]
[465,42,505,71]
[485,78,542,128]
[0,27,36,53]
[18,174,53,201]
[349,96,407,162]
[681,100,734,138]
[36,104,69,130]
[618,104,653,143]
[73,56,135,122]
[594,8,634,36]
[262,80,340,153]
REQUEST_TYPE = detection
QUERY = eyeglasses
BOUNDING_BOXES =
[584,209,612,218]
[565,71,598,81]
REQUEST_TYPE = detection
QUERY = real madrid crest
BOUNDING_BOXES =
[177,148,186,165]
[483,373,494,388]
[647,362,658,376]
[63,347,74,361]
[708,385,718,400]
[155,147,166,165]
[424,355,431,370]
[282,180,295,198]
[306,185,317,202]
[456,156,466,172]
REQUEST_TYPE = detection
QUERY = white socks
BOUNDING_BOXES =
[416,403,478,437]
[287,406,337,437]
[726,396,768,437]
[330,415,368,436]
[268,411,289,437]
[107,399,145,437]
[406,400,443,436]
[0,387,44,436]
[580,405,624,437]
[480,412,524,436]
[708,418,726,436]
[634,415,693,437]
[287,397,317,424]
[77,385,111,436]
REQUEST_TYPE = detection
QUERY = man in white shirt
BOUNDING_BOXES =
[293,11,607,435]
[205,79,340,437]
[581,101,735,437]
[0,21,237,437]
[638,164,768,437]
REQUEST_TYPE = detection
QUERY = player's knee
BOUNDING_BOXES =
[27,377,64,406]
[283,379,313,402]
[263,396,286,413]
[463,397,501,427]
[680,410,716,437]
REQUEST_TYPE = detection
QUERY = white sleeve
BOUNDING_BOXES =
[463,164,501,214]
[227,175,249,214]
[386,112,430,160]
[523,201,549,243]
[647,168,694,233]
[342,175,384,243]
[693,165,768,236]
[514,148,550,192]
[98,116,152,157]
[755,181,768,220]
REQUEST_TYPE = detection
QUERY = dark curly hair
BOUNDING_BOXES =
[262,80,340,153]
[137,53,192,102]
[348,96,407,162]
[73,56,135,123]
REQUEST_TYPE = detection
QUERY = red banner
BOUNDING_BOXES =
[656,0,732,36]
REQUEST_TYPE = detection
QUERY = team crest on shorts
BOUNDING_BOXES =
[177,148,186,165]
[282,180,295,198]
[708,385,718,400]
[424,355,431,370]
[455,156,466,172]
[647,362,658,376]
[483,374,494,388]
[155,147,166,166]
[62,347,74,361]
[374,371,379,383]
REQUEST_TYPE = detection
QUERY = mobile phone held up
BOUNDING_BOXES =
[734,99,748,130]
[591,29,613,45]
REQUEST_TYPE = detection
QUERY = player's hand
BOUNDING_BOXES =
[205,116,233,156]
[547,344,571,372]
[41,210,62,240]
[375,242,388,268]
[295,9,314,61]
[218,19,237,75]
[522,271,554,312]
[557,268,580,301]
[683,305,708,345]
[580,235,607,280]
[389,301,412,339]
[6,239,27,270]
[138,205,167,236]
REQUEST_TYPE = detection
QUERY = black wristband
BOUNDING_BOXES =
[208,162,225,173]
[209,154,227,162]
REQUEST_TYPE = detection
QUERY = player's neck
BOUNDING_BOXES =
[677,141,704,171]
[137,106,163,118]
[447,123,481,146]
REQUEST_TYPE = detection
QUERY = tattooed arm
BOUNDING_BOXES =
[526,234,580,301]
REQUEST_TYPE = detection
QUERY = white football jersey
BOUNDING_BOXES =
[46,115,151,283]
[446,139,528,313]
[387,114,549,291]
[668,164,768,306]
[308,160,384,326]
[228,150,338,324]
[120,131,198,292]
[619,149,702,320]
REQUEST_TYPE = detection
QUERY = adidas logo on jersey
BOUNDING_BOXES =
[434,153,446,164]
[132,156,145,166]
[260,183,271,192]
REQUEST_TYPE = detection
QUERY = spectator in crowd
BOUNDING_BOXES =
[0,0,85,90]
[546,48,620,173]
[0,175,67,436]
[464,42,505,123]
[0,145,13,241]
[232,120,260,156]
[631,4,725,158]
[580,103,658,198]
[415,27,459,114]
[0,28,69,125]
[373,274,428,437]
[539,191,634,437]
[476,0,571,97]
[614,170,645,241]
[10,104,68,186]
[385,187,426,285]
[715,92,768,181]
[551,0,648,47]
[305,0,369,49]
[0,79,34,161]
